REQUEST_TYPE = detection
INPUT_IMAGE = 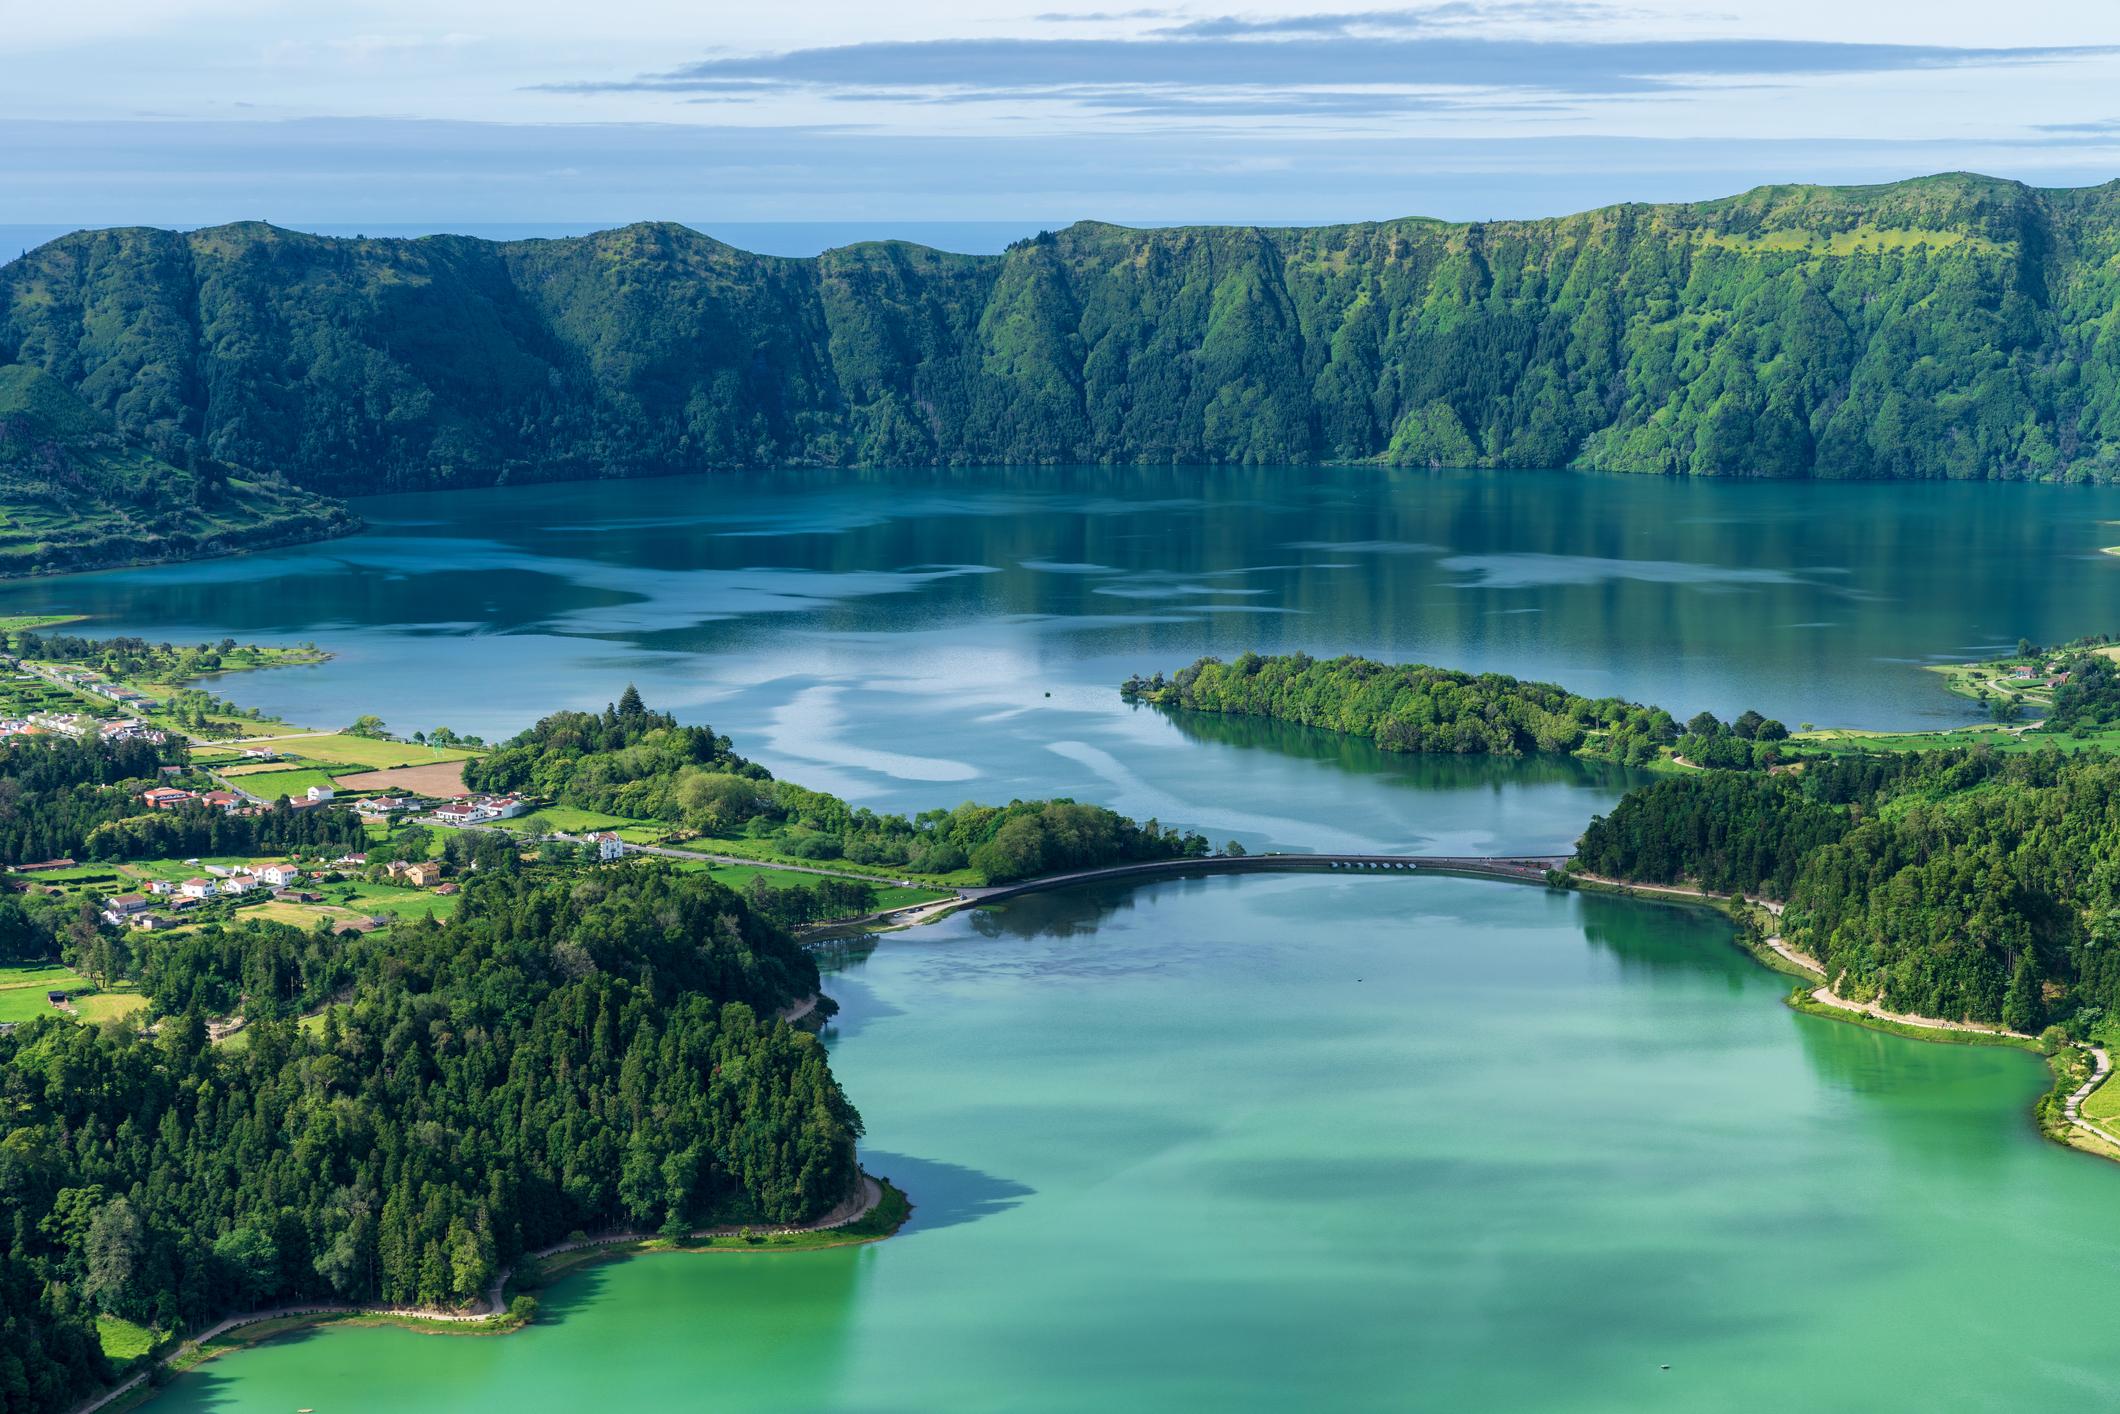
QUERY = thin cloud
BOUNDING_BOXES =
[2035,117,2120,133]
[544,34,2120,111]
[1032,8,1174,19]
[1157,3,1629,37]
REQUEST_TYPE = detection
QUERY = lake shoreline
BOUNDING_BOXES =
[82,1175,910,1414]
[1558,870,2120,1165]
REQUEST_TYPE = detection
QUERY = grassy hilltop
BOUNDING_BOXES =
[7,172,2120,498]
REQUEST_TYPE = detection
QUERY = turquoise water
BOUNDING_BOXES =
[5,466,2120,846]
[18,466,2120,1409]
[155,876,2120,1412]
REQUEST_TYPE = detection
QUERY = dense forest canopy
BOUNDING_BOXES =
[1576,747,2120,1031]
[0,865,856,1414]
[467,687,1209,881]
[7,173,2120,500]
[1126,652,1789,767]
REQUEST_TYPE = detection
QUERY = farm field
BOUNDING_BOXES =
[0,962,88,992]
[216,766,343,799]
[235,731,479,770]
[0,976,143,1024]
[332,760,470,796]
[1795,723,2120,755]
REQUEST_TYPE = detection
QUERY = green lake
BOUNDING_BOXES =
[13,466,2120,1408]
[155,876,2120,1412]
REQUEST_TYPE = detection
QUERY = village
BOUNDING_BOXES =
[64,781,631,937]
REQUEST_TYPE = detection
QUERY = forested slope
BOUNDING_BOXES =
[1576,749,2120,1030]
[0,364,353,574]
[8,172,2120,494]
[0,864,858,1413]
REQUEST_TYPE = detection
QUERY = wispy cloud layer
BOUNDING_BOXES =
[3,2,2120,224]
[555,32,2114,111]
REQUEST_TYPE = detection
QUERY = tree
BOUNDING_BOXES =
[213,1225,279,1307]
[2003,953,2045,1034]
[83,1199,145,1313]
[345,715,388,739]
[675,771,764,833]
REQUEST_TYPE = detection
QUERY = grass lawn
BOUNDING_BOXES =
[0,962,88,990]
[1794,723,2120,756]
[325,880,461,921]
[490,805,641,834]
[0,988,71,1022]
[695,862,950,911]
[0,614,85,632]
[215,766,345,799]
[2083,1071,2120,1125]
[7,864,126,885]
[75,990,149,1023]
[0,967,146,1024]
[96,1314,159,1362]
[672,834,976,888]
[222,759,357,778]
[119,858,219,885]
[237,732,480,770]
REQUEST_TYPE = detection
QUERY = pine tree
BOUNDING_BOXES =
[2003,953,2044,1034]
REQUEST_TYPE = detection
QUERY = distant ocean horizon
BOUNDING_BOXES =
[0,220,1101,261]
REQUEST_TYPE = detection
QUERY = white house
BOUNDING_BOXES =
[180,878,217,899]
[101,894,148,925]
[221,874,259,895]
[306,785,336,802]
[258,862,302,887]
[593,832,625,862]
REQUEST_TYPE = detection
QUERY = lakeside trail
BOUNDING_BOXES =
[1805,983,2033,1038]
[2064,1047,2118,1148]
[65,1175,885,1414]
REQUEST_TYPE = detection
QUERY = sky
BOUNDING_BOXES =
[6,0,2120,238]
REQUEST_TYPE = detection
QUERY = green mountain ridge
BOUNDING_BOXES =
[0,363,357,575]
[6,171,2120,499]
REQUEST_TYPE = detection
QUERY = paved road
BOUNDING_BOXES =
[540,830,1573,936]
[957,852,1570,903]
[2065,1045,2117,1146]
[794,851,1571,937]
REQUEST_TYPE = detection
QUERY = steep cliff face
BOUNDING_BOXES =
[5,172,2117,494]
